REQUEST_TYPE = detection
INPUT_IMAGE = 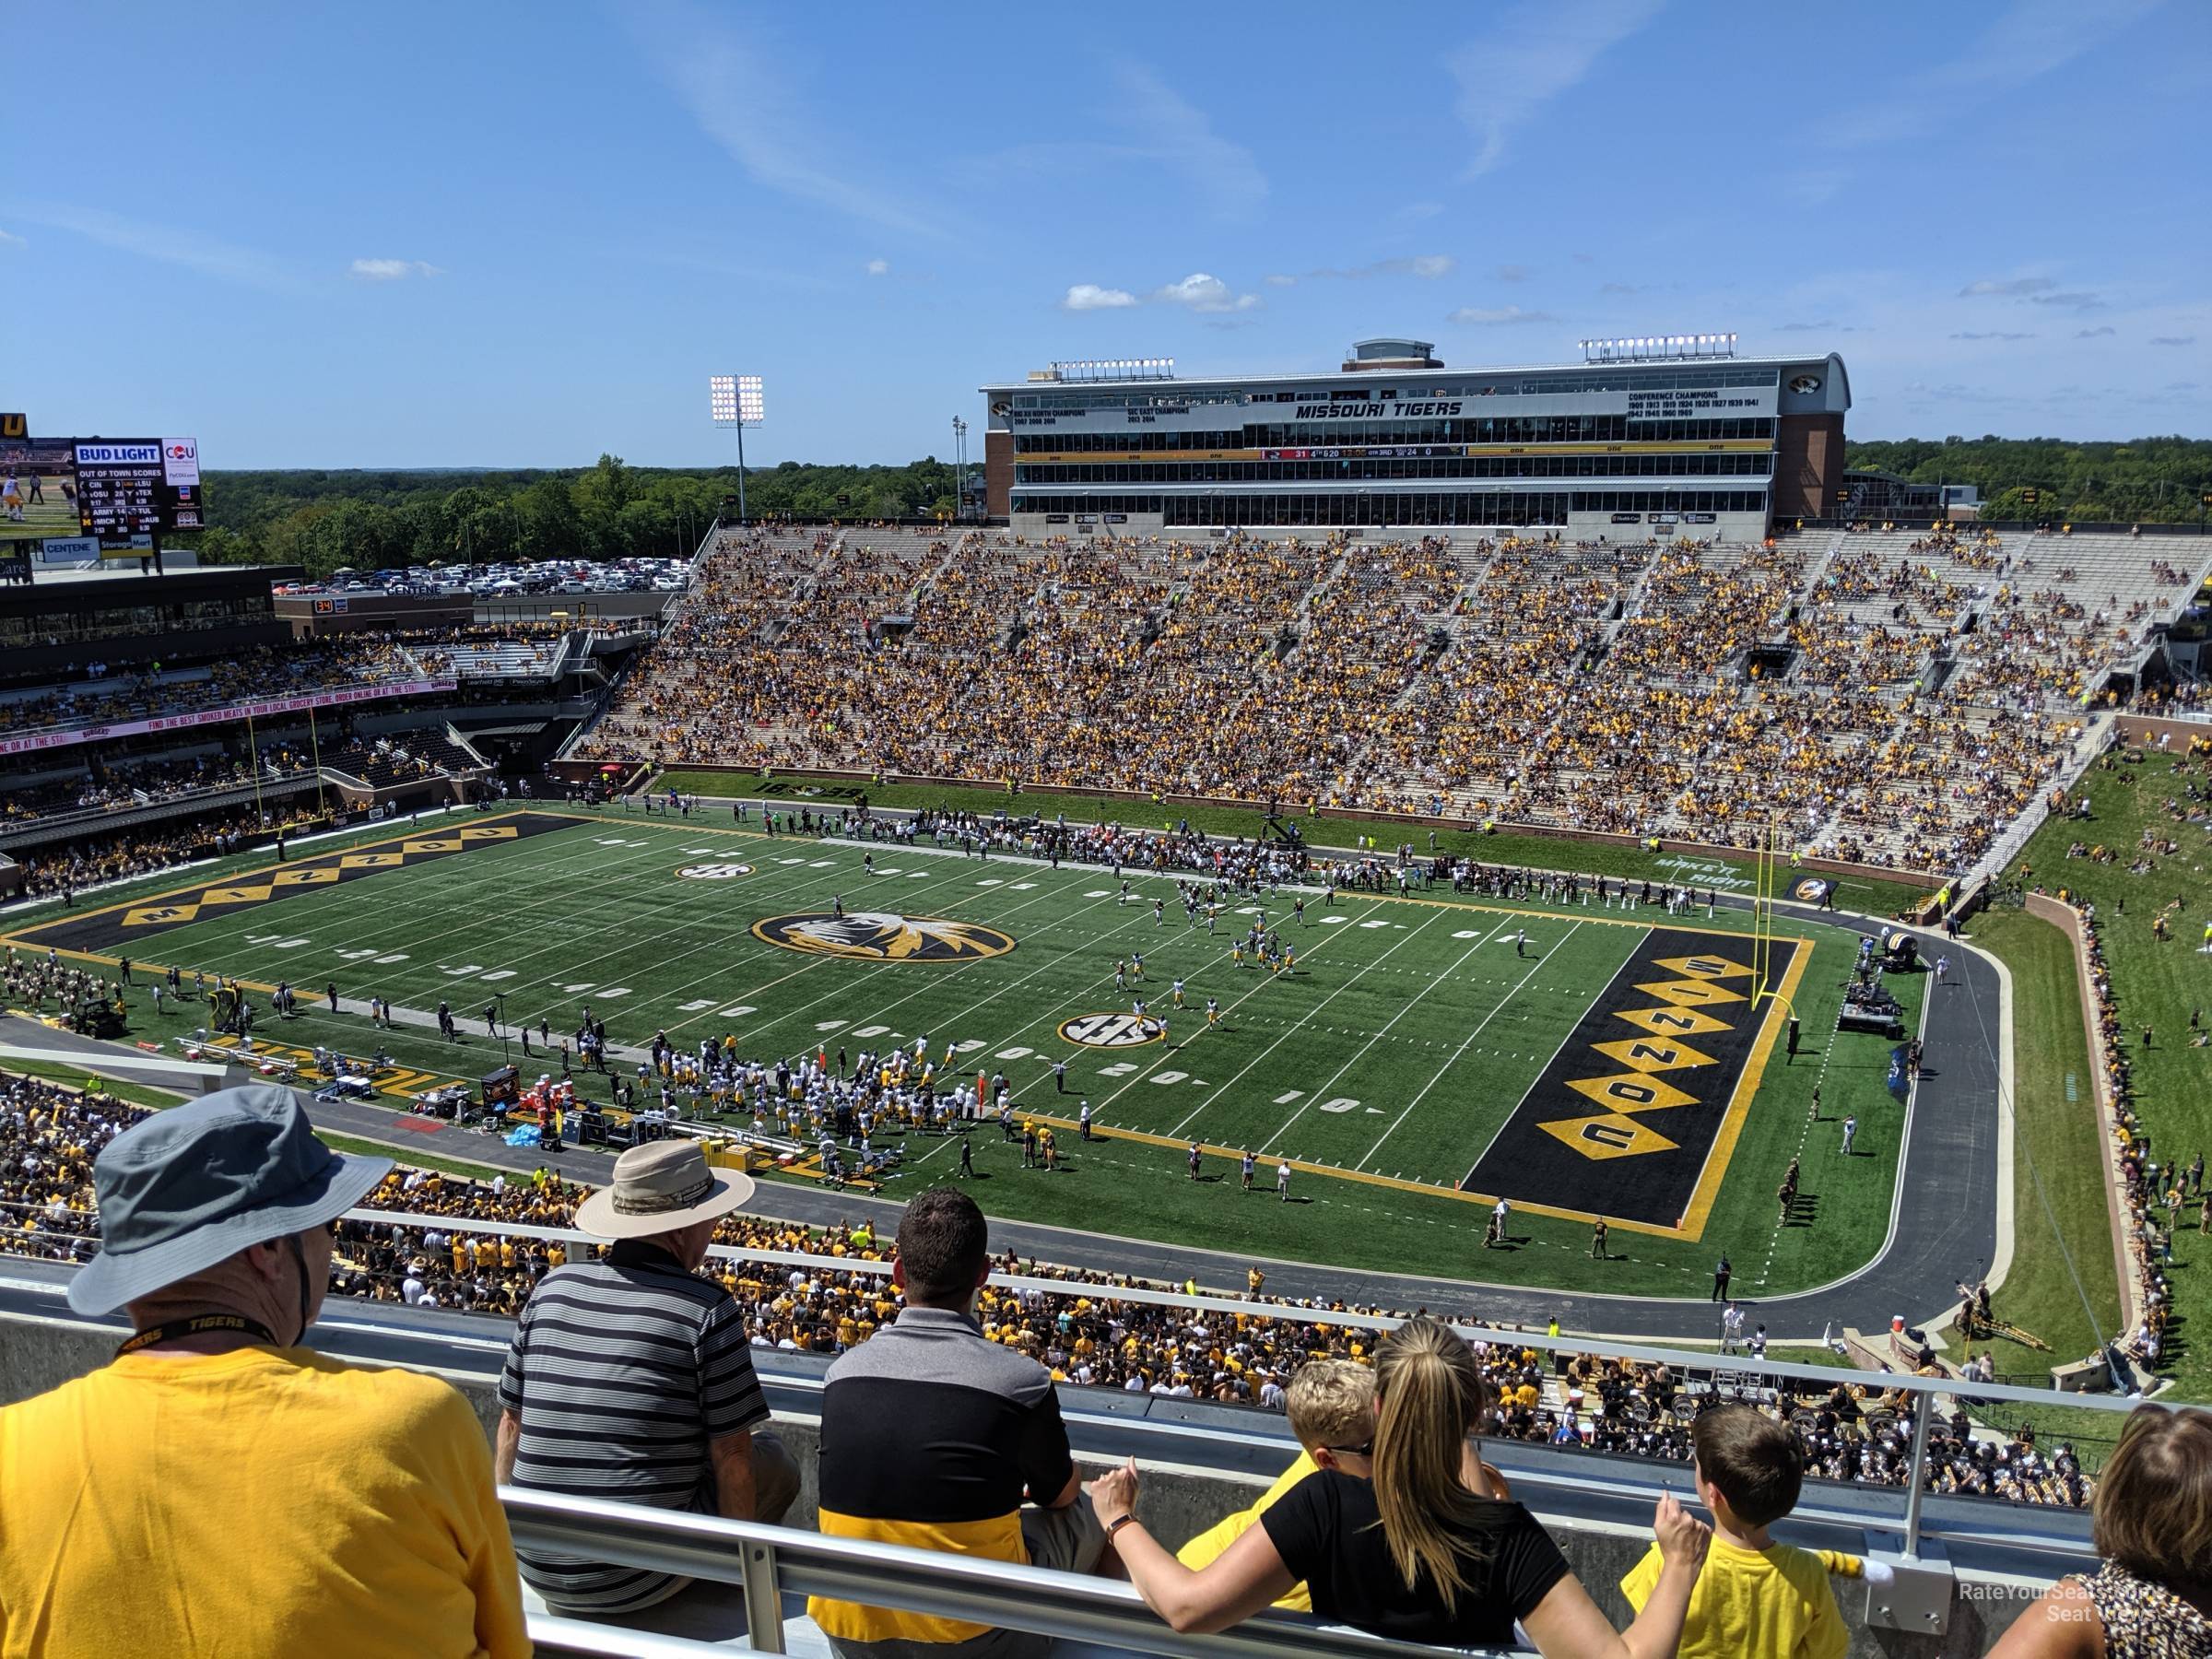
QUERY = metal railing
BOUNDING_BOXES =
[503,1489,1525,1659]
[345,1205,2149,1557]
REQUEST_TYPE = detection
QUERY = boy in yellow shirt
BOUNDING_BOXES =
[1621,1405,1860,1659]
[1173,1359,1377,1611]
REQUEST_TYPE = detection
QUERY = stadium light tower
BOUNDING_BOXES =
[709,374,765,523]
[950,416,968,523]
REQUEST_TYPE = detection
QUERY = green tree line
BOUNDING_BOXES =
[1844,434,2212,525]
[180,453,960,578]
[175,437,2210,580]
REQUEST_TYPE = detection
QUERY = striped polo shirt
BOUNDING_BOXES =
[499,1239,770,1612]
[810,1305,1075,1647]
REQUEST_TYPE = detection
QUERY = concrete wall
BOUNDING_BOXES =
[0,1314,2041,1655]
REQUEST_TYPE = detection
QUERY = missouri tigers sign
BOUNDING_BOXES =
[678,863,755,880]
[750,912,1017,962]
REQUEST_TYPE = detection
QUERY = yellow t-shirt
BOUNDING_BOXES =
[1174,1452,1317,1612]
[1621,1537,1847,1659]
[0,1346,530,1659]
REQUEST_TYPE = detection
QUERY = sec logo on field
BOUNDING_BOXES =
[751,912,1017,962]
[678,863,755,880]
[1058,1012,1166,1048]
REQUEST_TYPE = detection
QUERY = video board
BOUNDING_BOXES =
[0,439,81,543]
[76,441,167,545]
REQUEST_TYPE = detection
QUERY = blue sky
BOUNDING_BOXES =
[5,1,2206,468]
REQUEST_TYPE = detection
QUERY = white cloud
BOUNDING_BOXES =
[1299,255,1457,281]
[1830,0,2162,147]
[349,257,443,280]
[0,228,20,246]
[2074,325,2118,338]
[865,257,888,276]
[634,4,939,239]
[1063,284,1139,312]
[1450,0,1662,176]
[1950,330,2036,341]
[1781,169,1850,207]
[1109,60,1266,221]
[1265,274,1298,288]
[2151,335,2196,347]
[1155,272,1259,312]
[2030,290,2104,311]
[1598,281,1640,295]
[1448,305,1557,325]
[1960,276,2057,297]
[1496,264,1533,282]
[2,201,290,289]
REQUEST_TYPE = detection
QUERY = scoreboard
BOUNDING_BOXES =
[75,441,165,546]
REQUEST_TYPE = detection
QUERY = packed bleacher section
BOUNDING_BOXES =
[0,638,438,741]
[3,806,304,901]
[0,1066,2095,1509]
[583,522,2212,874]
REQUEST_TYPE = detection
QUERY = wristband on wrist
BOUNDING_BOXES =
[1105,1513,1141,1540]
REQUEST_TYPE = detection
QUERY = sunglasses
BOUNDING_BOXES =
[1324,1439,1374,1458]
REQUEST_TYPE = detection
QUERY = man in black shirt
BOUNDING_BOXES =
[809,1187,1106,1659]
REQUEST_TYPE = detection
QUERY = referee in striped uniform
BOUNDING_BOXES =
[497,1139,797,1635]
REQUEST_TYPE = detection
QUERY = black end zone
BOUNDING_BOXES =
[6,811,579,957]
[1463,929,1801,1228]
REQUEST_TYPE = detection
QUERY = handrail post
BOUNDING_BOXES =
[742,1536,785,1653]
[1902,1395,1934,1559]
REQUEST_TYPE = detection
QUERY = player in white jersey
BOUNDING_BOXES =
[1171,979,1186,1008]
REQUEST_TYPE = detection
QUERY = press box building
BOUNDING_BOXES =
[981,337,1850,543]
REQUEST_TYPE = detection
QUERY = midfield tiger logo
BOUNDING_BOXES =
[750,911,1017,962]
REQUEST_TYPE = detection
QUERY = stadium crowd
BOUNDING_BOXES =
[2032,877,2189,1376]
[4,803,323,901]
[579,521,2195,874]
[0,637,437,739]
[0,1067,2102,1512]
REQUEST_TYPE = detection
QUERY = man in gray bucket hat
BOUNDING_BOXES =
[0,1084,530,1657]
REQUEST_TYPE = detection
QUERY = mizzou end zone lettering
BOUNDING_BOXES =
[6,812,575,956]
[1463,930,1804,1230]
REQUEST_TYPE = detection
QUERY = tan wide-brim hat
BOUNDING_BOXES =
[575,1139,756,1239]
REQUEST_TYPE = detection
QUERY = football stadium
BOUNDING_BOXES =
[4,381,2208,1651]
[6,12,2211,1647]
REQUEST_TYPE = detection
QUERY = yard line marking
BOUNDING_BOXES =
[1124,901,1430,1139]
[1358,920,1584,1171]
[1263,916,1517,1155]
[1459,924,1642,1186]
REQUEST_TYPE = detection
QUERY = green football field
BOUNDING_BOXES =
[7,806,1922,1297]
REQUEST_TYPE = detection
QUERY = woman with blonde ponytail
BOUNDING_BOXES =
[1092,1317,1710,1655]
